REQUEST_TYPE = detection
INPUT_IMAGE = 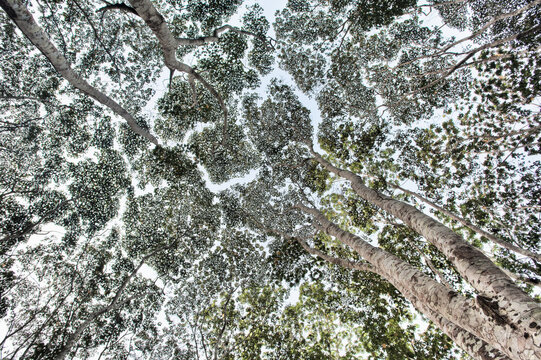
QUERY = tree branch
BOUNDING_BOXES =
[2,0,159,145]
[127,0,229,143]
[97,1,139,17]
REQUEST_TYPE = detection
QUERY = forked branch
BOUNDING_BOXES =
[127,0,231,142]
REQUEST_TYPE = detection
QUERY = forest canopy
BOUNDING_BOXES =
[0,0,540,359]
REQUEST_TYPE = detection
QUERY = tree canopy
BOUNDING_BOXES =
[1,0,540,359]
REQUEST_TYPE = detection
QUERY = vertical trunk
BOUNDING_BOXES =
[310,149,541,344]
[3,0,160,146]
[298,204,541,360]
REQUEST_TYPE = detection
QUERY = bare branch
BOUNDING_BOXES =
[97,2,139,17]
[2,0,160,145]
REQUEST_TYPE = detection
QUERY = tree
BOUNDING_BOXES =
[236,75,540,359]
[1,0,541,359]
[0,0,272,358]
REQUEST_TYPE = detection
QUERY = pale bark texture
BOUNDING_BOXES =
[176,25,266,46]
[309,148,541,345]
[289,232,510,359]
[2,0,160,145]
[298,204,541,360]
[394,185,541,263]
[400,288,511,360]
[127,0,229,132]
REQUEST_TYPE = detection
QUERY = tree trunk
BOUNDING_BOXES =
[400,288,511,360]
[297,203,541,360]
[309,148,541,345]
[394,184,541,263]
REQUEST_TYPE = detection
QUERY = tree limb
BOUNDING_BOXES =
[2,0,160,145]
[97,1,139,17]
[127,0,229,143]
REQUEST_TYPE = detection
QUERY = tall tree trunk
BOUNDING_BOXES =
[394,184,541,263]
[309,148,541,344]
[2,0,160,146]
[297,203,541,360]
[281,231,510,359]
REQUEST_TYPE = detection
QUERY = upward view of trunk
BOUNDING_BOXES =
[309,148,541,345]
[2,0,160,146]
[297,204,541,360]
[393,184,541,263]
[400,288,511,360]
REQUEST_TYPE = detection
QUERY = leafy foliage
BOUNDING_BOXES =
[1,0,540,359]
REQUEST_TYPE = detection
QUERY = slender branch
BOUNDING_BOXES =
[2,0,159,145]
[395,0,541,70]
[72,0,123,86]
[0,200,71,245]
[97,2,139,16]
[177,25,270,48]
[404,237,453,289]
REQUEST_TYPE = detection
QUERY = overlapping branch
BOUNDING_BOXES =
[305,143,541,346]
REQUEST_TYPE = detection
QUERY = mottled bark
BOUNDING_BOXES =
[404,236,453,289]
[309,148,541,345]
[298,204,541,360]
[402,288,511,360]
[394,185,541,263]
[2,0,159,146]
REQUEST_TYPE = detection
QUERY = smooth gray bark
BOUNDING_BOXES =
[309,148,541,345]
[2,0,160,146]
[298,204,541,360]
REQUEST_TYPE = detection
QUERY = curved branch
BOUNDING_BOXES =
[127,0,229,142]
[97,2,139,17]
[177,24,272,49]
[395,0,541,70]
[2,0,159,145]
